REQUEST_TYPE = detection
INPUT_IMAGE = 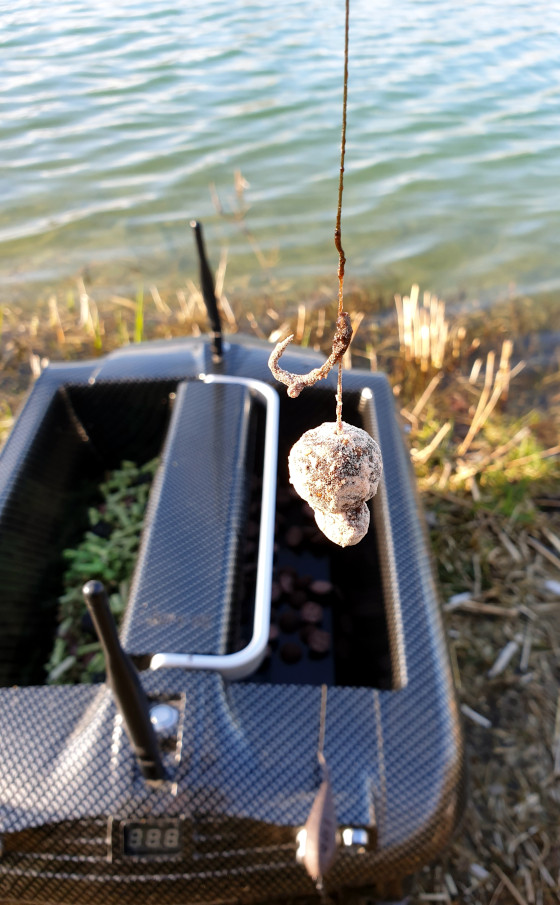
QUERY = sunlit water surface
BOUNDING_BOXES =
[2,0,560,316]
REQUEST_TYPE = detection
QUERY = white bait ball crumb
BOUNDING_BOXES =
[288,421,383,547]
[289,421,382,513]
[315,503,370,548]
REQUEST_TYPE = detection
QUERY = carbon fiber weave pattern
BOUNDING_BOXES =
[0,336,464,904]
[121,380,255,657]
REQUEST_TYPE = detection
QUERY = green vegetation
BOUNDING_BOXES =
[45,458,159,684]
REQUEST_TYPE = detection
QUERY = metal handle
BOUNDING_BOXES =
[150,374,279,680]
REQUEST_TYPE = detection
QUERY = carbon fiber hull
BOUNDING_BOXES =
[0,335,465,903]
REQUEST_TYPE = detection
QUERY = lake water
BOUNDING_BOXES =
[2,0,560,314]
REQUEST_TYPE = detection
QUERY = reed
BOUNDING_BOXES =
[395,284,449,371]
[134,286,144,344]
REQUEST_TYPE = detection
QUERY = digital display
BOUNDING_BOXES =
[122,820,182,857]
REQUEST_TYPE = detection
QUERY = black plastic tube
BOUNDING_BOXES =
[190,219,223,360]
[83,580,166,783]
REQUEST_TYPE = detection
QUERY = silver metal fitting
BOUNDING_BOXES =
[295,827,307,861]
[149,703,179,734]
[341,827,369,848]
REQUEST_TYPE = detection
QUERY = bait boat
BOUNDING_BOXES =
[0,226,464,903]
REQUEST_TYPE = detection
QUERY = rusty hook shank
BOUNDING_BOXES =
[268,312,353,399]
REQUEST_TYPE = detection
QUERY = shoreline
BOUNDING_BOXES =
[1,272,559,423]
[4,228,560,329]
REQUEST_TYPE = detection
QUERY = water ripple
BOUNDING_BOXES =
[1,0,560,304]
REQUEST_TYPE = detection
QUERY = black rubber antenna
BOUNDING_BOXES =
[83,580,166,784]
[190,219,223,361]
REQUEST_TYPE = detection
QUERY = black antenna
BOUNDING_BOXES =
[190,219,223,361]
[82,580,165,783]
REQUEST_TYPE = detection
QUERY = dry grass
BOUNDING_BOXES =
[388,292,560,905]
[1,277,560,904]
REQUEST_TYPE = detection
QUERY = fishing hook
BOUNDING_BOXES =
[268,312,353,398]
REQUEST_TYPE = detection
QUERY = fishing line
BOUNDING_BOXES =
[335,0,350,431]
